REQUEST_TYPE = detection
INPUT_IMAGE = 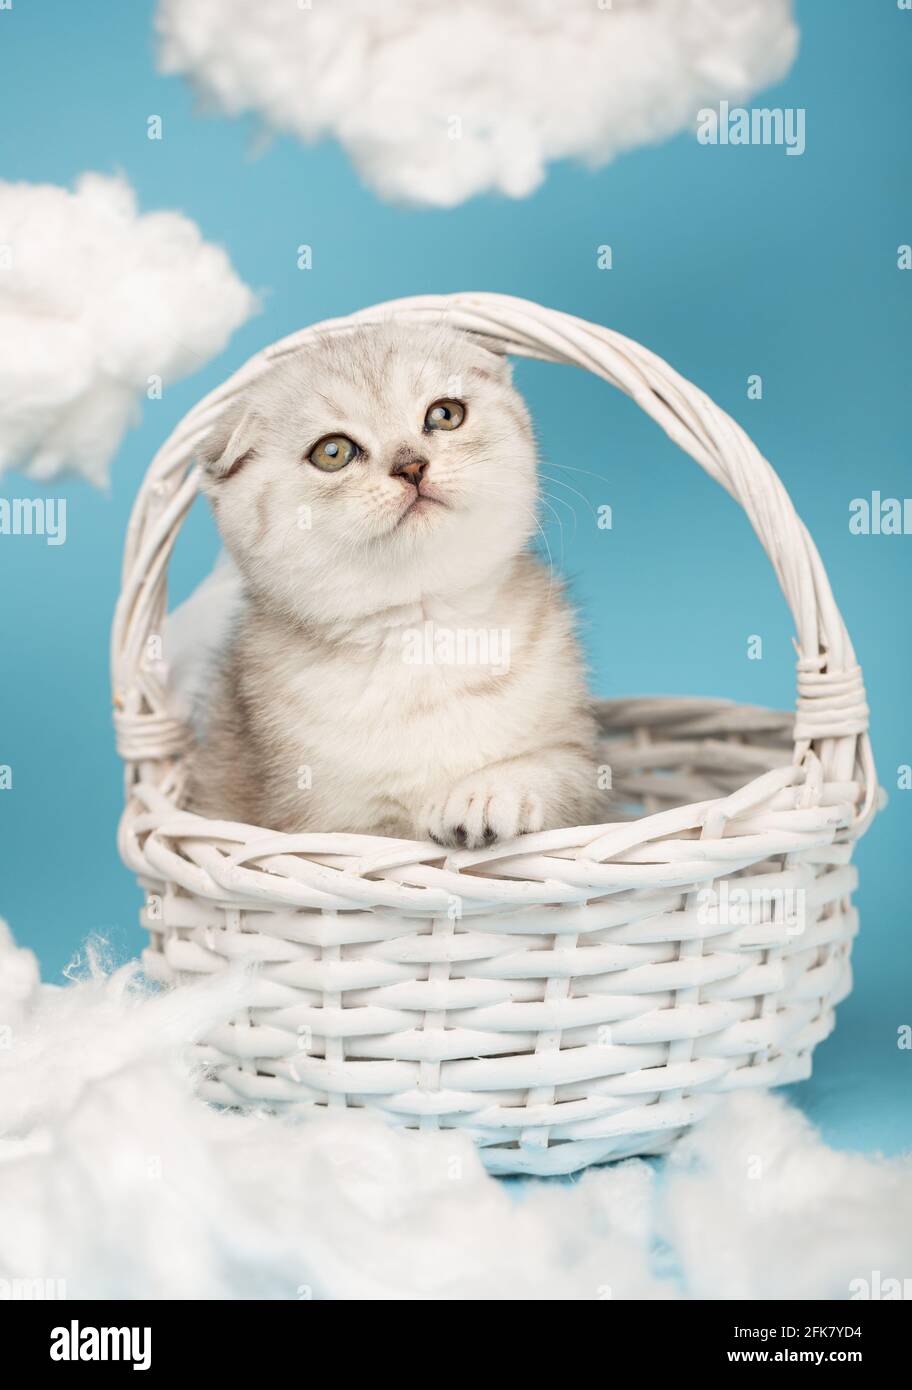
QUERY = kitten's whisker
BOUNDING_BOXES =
[535,497,567,573]
[537,485,579,526]
[539,472,596,521]
[541,457,613,488]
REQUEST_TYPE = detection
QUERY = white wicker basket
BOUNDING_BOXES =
[112,292,877,1177]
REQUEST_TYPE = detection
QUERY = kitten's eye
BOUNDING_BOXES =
[307,434,360,471]
[424,399,465,432]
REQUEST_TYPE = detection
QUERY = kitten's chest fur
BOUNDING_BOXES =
[193,553,589,837]
[282,618,521,783]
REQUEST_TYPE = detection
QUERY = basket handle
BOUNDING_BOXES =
[111,291,876,831]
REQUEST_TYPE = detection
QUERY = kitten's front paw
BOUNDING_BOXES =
[421,768,544,849]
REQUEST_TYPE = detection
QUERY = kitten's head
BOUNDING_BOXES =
[199,322,538,624]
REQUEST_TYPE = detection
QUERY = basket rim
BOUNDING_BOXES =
[118,693,862,915]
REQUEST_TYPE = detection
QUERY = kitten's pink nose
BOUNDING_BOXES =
[390,447,429,489]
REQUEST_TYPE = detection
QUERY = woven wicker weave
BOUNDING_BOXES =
[112,293,877,1176]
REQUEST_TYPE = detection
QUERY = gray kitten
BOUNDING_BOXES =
[189,322,600,847]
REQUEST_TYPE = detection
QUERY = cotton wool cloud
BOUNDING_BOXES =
[0,173,256,486]
[156,0,798,208]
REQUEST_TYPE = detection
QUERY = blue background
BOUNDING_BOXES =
[0,1,908,1154]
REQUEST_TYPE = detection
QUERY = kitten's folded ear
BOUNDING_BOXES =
[199,400,259,481]
[463,331,513,382]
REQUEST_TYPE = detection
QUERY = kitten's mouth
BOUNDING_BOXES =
[394,490,448,528]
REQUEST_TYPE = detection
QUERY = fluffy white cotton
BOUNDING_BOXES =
[664,1092,912,1301]
[1,920,908,1300]
[156,0,798,207]
[0,174,256,485]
